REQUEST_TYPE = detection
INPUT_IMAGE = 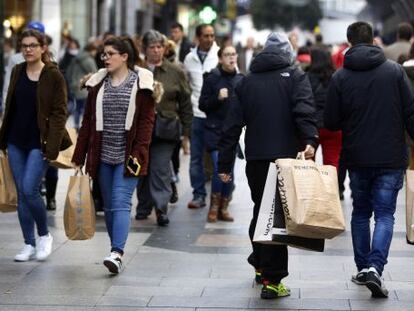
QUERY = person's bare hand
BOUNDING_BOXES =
[219,173,232,183]
[182,136,190,155]
[302,144,315,160]
[218,88,228,100]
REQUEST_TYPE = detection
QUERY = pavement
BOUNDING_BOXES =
[1,152,414,311]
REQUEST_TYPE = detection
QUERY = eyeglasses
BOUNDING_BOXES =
[222,52,237,57]
[21,43,41,51]
[100,51,120,60]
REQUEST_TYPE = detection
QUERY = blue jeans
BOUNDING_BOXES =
[7,144,49,246]
[210,150,233,197]
[349,168,404,275]
[98,162,139,255]
[190,117,207,198]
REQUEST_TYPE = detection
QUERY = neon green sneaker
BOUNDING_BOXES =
[261,282,291,299]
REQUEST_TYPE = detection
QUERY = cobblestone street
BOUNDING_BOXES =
[1,154,414,311]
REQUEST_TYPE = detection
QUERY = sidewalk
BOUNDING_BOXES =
[1,154,414,310]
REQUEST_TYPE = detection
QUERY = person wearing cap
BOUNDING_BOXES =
[218,32,318,299]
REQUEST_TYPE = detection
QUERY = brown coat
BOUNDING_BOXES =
[0,62,71,160]
[71,68,156,178]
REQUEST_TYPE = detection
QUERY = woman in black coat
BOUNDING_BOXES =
[199,45,244,223]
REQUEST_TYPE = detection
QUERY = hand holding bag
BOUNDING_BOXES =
[253,163,325,252]
[50,127,77,169]
[275,153,345,239]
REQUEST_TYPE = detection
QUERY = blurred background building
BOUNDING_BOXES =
[1,0,414,94]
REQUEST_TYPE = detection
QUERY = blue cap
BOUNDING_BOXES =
[27,21,45,33]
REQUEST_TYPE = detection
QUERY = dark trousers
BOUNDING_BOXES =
[171,140,181,176]
[45,166,58,202]
[246,160,288,284]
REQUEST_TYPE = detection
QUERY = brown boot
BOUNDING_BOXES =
[207,193,221,222]
[218,196,234,222]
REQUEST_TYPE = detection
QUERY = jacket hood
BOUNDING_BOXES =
[344,44,386,71]
[250,45,293,73]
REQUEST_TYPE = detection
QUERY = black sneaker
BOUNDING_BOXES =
[135,213,149,220]
[170,182,178,204]
[156,211,170,226]
[366,268,388,298]
[351,268,368,285]
[261,281,291,299]
[46,199,56,211]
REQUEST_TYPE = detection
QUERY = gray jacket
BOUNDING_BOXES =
[66,51,97,100]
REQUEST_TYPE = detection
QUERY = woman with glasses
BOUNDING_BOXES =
[0,29,71,262]
[199,45,243,222]
[135,30,192,226]
[72,36,156,274]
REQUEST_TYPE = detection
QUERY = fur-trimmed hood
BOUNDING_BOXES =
[83,66,163,103]
[83,66,163,132]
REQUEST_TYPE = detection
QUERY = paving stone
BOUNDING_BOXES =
[160,277,254,288]
[0,307,91,311]
[300,288,398,300]
[350,300,414,311]
[149,296,250,308]
[202,286,300,299]
[105,285,203,297]
[0,294,101,306]
[95,308,195,311]
[96,296,151,307]
[249,298,351,310]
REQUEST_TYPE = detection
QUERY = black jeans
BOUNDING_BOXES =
[246,160,288,284]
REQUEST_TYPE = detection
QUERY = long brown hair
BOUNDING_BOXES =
[20,29,50,63]
[104,36,144,70]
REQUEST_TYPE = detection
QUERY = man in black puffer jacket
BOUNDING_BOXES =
[218,33,318,299]
[324,22,414,298]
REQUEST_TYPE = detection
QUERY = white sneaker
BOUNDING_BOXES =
[103,252,123,274]
[14,244,36,262]
[36,233,53,261]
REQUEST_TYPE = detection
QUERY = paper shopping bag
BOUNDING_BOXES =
[50,128,77,169]
[405,170,414,244]
[64,170,95,240]
[253,163,325,252]
[275,157,345,239]
[0,153,17,213]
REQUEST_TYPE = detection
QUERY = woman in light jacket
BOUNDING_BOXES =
[72,36,156,274]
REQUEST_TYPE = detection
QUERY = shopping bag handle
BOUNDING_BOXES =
[74,167,84,176]
[296,152,306,160]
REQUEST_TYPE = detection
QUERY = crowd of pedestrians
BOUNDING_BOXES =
[2,18,414,301]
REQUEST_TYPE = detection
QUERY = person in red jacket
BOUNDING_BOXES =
[72,36,156,274]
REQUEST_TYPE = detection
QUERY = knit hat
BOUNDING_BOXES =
[264,32,293,55]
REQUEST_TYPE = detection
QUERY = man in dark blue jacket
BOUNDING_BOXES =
[218,33,318,299]
[324,22,414,298]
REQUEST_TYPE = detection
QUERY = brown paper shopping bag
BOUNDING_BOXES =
[0,152,18,213]
[64,169,95,240]
[275,156,345,239]
[50,128,77,169]
[253,163,325,252]
[405,170,414,244]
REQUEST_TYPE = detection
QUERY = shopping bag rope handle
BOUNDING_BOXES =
[296,152,306,160]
